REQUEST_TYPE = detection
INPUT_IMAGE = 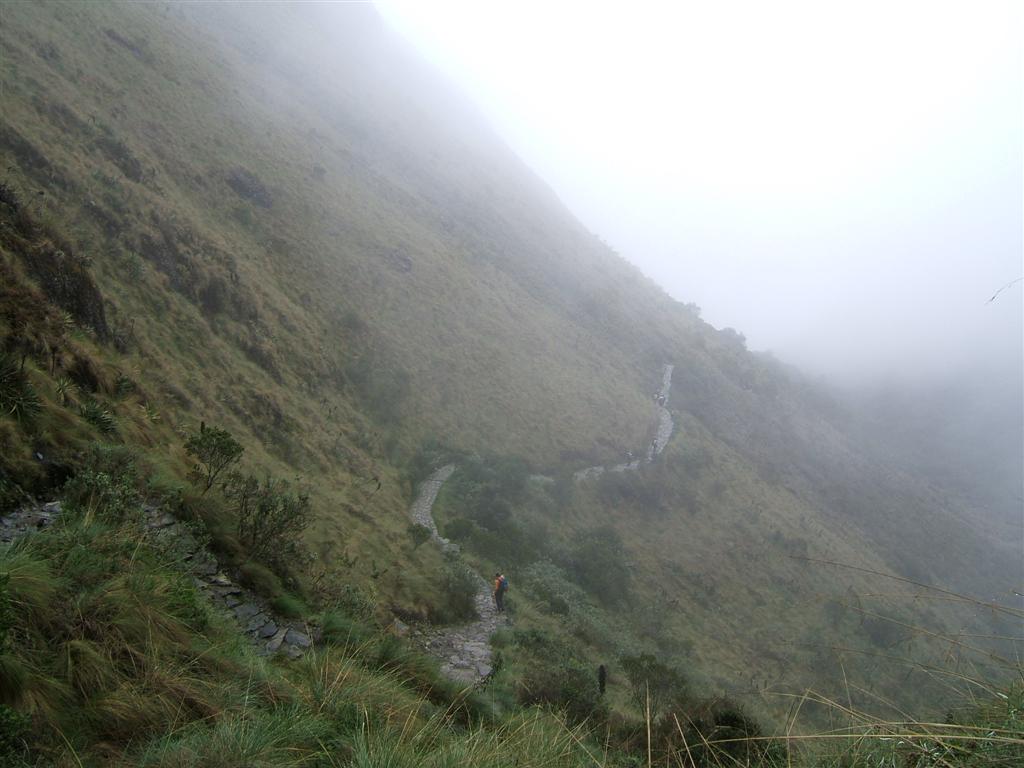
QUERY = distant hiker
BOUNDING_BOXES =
[494,572,508,612]
[625,450,633,462]
[598,664,607,696]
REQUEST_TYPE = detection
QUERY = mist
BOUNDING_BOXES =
[378,0,1022,388]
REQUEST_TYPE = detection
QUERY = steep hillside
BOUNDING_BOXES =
[0,0,693,609]
[1,0,1018,742]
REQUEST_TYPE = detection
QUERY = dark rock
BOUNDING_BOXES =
[234,603,262,621]
[265,627,288,654]
[284,628,311,648]
[245,613,270,633]
[149,512,177,528]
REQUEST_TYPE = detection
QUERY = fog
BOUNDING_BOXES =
[378,0,1022,395]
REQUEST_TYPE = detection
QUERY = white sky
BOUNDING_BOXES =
[376,0,1022,383]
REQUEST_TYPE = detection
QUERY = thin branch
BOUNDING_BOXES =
[986,277,1023,304]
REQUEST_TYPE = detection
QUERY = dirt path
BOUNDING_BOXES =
[409,364,675,683]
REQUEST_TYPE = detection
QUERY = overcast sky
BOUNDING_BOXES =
[377,0,1022,385]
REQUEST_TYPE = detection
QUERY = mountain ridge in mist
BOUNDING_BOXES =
[0,1,1019,747]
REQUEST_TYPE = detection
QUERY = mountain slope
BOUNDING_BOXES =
[1,0,1018,732]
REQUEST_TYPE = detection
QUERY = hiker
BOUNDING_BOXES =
[493,572,508,612]
[598,664,607,696]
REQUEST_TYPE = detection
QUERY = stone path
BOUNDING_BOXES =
[408,363,675,683]
[574,363,675,480]
[408,464,457,552]
[411,573,502,684]
[406,465,503,683]
[1,501,315,658]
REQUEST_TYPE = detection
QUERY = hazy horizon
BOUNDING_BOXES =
[378,0,1023,390]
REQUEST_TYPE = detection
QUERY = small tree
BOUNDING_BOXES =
[227,473,311,566]
[185,422,243,495]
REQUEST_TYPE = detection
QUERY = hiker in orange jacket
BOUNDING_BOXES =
[493,572,508,612]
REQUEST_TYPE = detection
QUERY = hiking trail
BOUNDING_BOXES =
[408,364,675,682]
[1,502,317,658]
[1,365,675,681]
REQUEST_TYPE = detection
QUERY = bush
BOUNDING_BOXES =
[517,655,606,725]
[566,525,631,606]
[672,698,768,765]
[238,561,283,598]
[226,473,311,570]
[619,652,688,719]
[62,444,139,523]
[0,356,41,424]
[271,593,307,618]
[429,554,479,624]
[79,398,117,434]
[0,704,29,767]
[184,423,243,495]
[407,523,432,548]
[522,560,587,617]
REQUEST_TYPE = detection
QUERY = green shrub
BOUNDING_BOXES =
[62,445,139,523]
[54,376,76,406]
[672,697,769,765]
[619,652,688,719]
[517,655,606,725]
[330,583,377,622]
[79,398,117,434]
[271,593,307,618]
[184,423,243,495]
[0,356,41,424]
[407,523,432,548]
[235,563,279,600]
[429,554,479,624]
[226,473,311,570]
[113,373,137,398]
[522,560,587,617]
[0,704,30,767]
[566,525,631,606]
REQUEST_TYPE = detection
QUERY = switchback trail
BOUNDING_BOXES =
[408,364,675,683]
[575,363,673,479]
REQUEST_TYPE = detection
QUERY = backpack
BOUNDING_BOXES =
[498,575,509,593]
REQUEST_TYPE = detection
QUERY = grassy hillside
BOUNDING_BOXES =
[0,0,1019,760]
